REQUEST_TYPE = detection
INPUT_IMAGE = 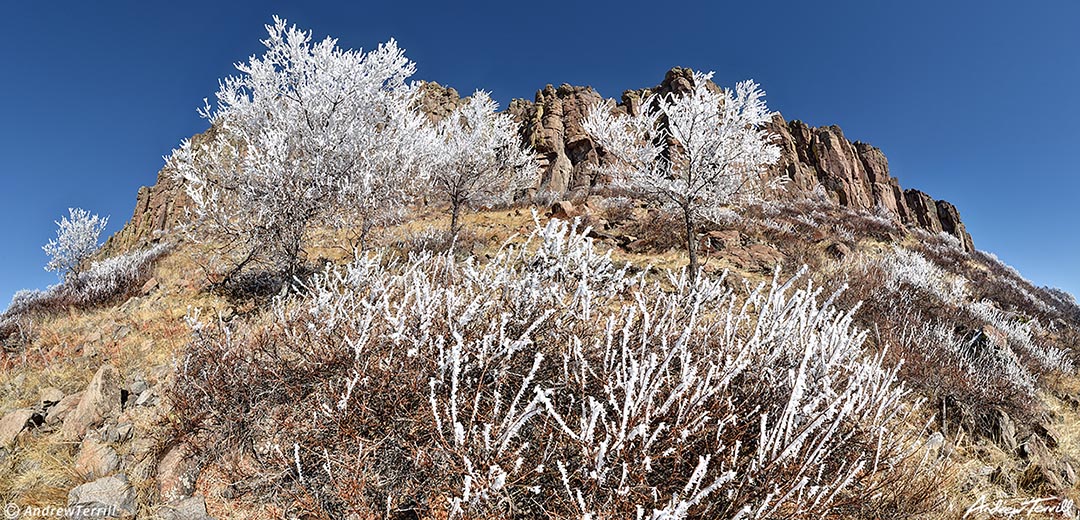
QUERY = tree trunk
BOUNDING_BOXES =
[450,199,462,240]
[358,218,372,253]
[683,208,698,286]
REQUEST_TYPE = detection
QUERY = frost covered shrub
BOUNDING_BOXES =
[1,244,168,320]
[68,244,170,305]
[968,300,1074,375]
[596,195,636,225]
[841,245,1073,431]
[875,246,968,307]
[532,189,563,208]
[42,208,108,282]
[894,318,1038,409]
[971,250,1080,321]
[171,217,934,519]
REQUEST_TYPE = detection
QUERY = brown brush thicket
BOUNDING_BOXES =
[166,216,947,519]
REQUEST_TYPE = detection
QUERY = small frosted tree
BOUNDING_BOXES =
[43,208,108,283]
[583,71,780,282]
[430,91,537,239]
[341,88,437,251]
[168,17,425,282]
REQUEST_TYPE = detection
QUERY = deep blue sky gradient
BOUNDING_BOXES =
[1,0,1077,305]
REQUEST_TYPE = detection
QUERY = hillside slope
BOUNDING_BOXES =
[2,70,1078,519]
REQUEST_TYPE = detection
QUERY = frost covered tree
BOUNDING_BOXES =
[168,17,426,282]
[430,91,536,239]
[583,70,780,282]
[43,208,108,283]
[341,91,437,251]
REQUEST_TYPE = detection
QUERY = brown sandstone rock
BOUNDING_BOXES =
[417,81,464,122]
[40,387,65,409]
[74,434,122,480]
[905,189,944,233]
[63,365,123,441]
[0,409,38,447]
[508,83,606,194]
[47,391,83,425]
[550,201,583,220]
[157,443,202,503]
[935,200,975,252]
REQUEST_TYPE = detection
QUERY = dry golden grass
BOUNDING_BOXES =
[0,244,231,510]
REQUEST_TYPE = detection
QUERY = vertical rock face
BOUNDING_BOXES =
[416,81,464,122]
[103,129,222,254]
[936,200,975,252]
[507,84,608,194]
[905,189,944,232]
[108,67,974,253]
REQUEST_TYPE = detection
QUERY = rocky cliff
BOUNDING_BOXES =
[107,68,974,252]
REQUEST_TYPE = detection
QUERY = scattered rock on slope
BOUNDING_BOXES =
[0,408,39,447]
[74,433,122,480]
[67,474,137,518]
[63,365,123,441]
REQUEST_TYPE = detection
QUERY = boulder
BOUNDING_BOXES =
[1019,434,1076,492]
[46,392,83,425]
[157,443,201,503]
[67,474,137,518]
[74,435,121,480]
[63,365,124,441]
[0,409,38,447]
[991,408,1018,453]
[157,497,214,520]
[140,277,159,295]
[549,201,582,220]
[40,387,65,409]
[825,242,852,261]
[705,230,742,251]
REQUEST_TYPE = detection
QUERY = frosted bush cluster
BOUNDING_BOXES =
[876,246,968,306]
[865,245,1074,396]
[899,320,1036,396]
[3,244,169,316]
[70,244,171,305]
[188,218,926,519]
[968,300,1073,374]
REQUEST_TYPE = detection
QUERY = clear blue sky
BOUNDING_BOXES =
[1,1,1077,305]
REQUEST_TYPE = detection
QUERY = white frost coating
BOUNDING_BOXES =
[196,217,924,519]
[43,208,108,281]
[583,70,781,279]
[166,17,431,276]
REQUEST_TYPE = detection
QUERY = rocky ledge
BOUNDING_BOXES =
[107,67,974,253]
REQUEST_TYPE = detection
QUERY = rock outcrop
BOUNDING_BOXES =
[416,81,464,122]
[107,68,974,253]
[507,84,608,194]
[62,365,124,441]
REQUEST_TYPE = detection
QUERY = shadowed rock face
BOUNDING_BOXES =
[107,67,974,253]
[507,84,609,194]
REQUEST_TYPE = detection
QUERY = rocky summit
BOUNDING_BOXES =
[107,67,973,254]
